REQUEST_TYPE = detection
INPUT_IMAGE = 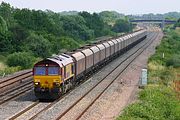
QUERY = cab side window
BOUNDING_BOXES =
[64,66,66,78]
[72,64,74,74]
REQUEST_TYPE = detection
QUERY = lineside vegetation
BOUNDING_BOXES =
[117,25,180,120]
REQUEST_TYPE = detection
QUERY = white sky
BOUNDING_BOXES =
[1,0,180,14]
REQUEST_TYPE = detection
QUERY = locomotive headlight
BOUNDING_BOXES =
[34,82,39,85]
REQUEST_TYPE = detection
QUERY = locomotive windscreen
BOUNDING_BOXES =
[34,67,46,75]
[34,66,60,75]
[48,67,59,75]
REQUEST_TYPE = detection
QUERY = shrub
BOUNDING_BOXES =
[166,55,180,68]
[0,66,21,76]
[59,37,81,51]
[112,19,132,33]
[6,52,35,69]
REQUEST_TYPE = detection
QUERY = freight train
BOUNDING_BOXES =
[33,29,147,99]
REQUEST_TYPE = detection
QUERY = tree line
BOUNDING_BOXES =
[0,2,132,70]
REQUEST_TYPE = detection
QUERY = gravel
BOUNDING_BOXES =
[15,102,51,120]
[0,90,36,120]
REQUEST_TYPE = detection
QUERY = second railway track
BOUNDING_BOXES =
[0,70,34,105]
[0,70,32,93]
[0,81,33,105]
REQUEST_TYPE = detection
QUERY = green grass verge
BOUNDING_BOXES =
[117,86,180,120]
[116,29,180,120]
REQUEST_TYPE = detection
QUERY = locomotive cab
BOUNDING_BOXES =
[33,55,75,100]
[34,63,61,87]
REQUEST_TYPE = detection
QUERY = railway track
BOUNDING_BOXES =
[7,31,159,120]
[0,70,32,90]
[0,70,33,104]
[54,32,159,120]
[0,81,33,105]
[8,101,39,120]
[8,88,73,120]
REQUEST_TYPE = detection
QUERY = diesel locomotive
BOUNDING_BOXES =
[33,29,147,99]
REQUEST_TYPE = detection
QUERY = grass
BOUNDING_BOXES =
[0,62,7,71]
[117,85,180,120]
[0,54,7,71]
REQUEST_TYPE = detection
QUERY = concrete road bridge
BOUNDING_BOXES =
[130,19,177,29]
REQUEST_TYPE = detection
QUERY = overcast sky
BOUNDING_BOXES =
[1,0,180,14]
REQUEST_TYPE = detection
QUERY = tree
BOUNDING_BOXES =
[112,19,132,33]
[60,15,94,40]
[25,33,51,58]
[46,12,64,36]
[174,18,180,27]
[13,9,58,35]
[0,32,13,52]
[0,16,8,33]
[6,52,36,69]
[79,12,107,37]
[58,36,80,51]
[0,2,14,27]
[9,24,29,52]
[0,12,13,53]
[99,11,124,25]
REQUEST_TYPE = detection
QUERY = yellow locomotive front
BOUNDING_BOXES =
[33,60,62,99]
[33,55,75,100]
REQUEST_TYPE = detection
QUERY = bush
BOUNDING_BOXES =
[0,66,21,76]
[6,52,36,69]
[113,19,132,33]
[59,37,81,51]
[166,54,180,68]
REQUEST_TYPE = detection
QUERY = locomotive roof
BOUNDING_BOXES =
[47,54,74,67]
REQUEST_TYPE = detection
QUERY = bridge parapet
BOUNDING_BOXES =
[130,19,176,24]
